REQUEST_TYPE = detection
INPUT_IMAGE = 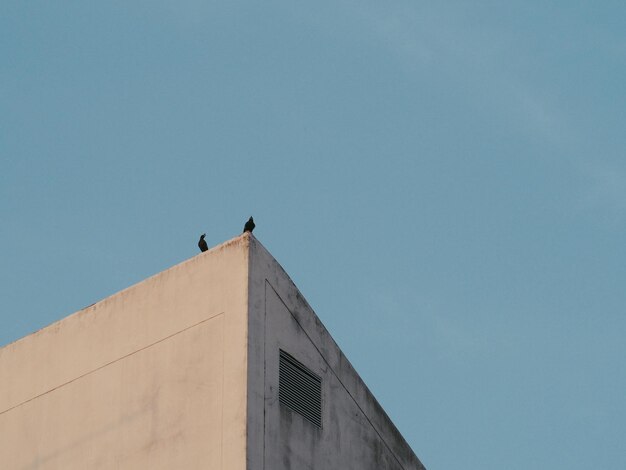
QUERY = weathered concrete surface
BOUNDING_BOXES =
[0,235,250,469]
[247,236,425,470]
[1,233,425,469]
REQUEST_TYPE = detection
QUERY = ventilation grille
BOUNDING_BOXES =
[279,350,322,427]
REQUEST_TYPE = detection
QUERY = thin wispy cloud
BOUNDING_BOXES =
[579,160,626,221]
[348,3,572,146]
[346,3,626,223]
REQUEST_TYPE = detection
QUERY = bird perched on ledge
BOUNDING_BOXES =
[198,233,208,252]
[243,216,255,233]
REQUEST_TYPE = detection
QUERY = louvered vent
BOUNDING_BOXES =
[279,350,322,428]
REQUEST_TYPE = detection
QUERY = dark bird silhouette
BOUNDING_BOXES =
[198,233,208,252]
[243,216,255,233]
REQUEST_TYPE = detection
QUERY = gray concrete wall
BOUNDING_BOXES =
[247,236,426,470]
[0,235,251,470]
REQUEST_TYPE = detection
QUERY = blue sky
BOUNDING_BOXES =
[2,1,625,468]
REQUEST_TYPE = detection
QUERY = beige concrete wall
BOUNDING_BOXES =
[1,233,425,470]
[0,235,251,470]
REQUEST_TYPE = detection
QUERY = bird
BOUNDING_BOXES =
[198,233,208,252]
[243,216,255,233]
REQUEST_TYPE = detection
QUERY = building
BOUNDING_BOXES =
[0,233,426,469]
